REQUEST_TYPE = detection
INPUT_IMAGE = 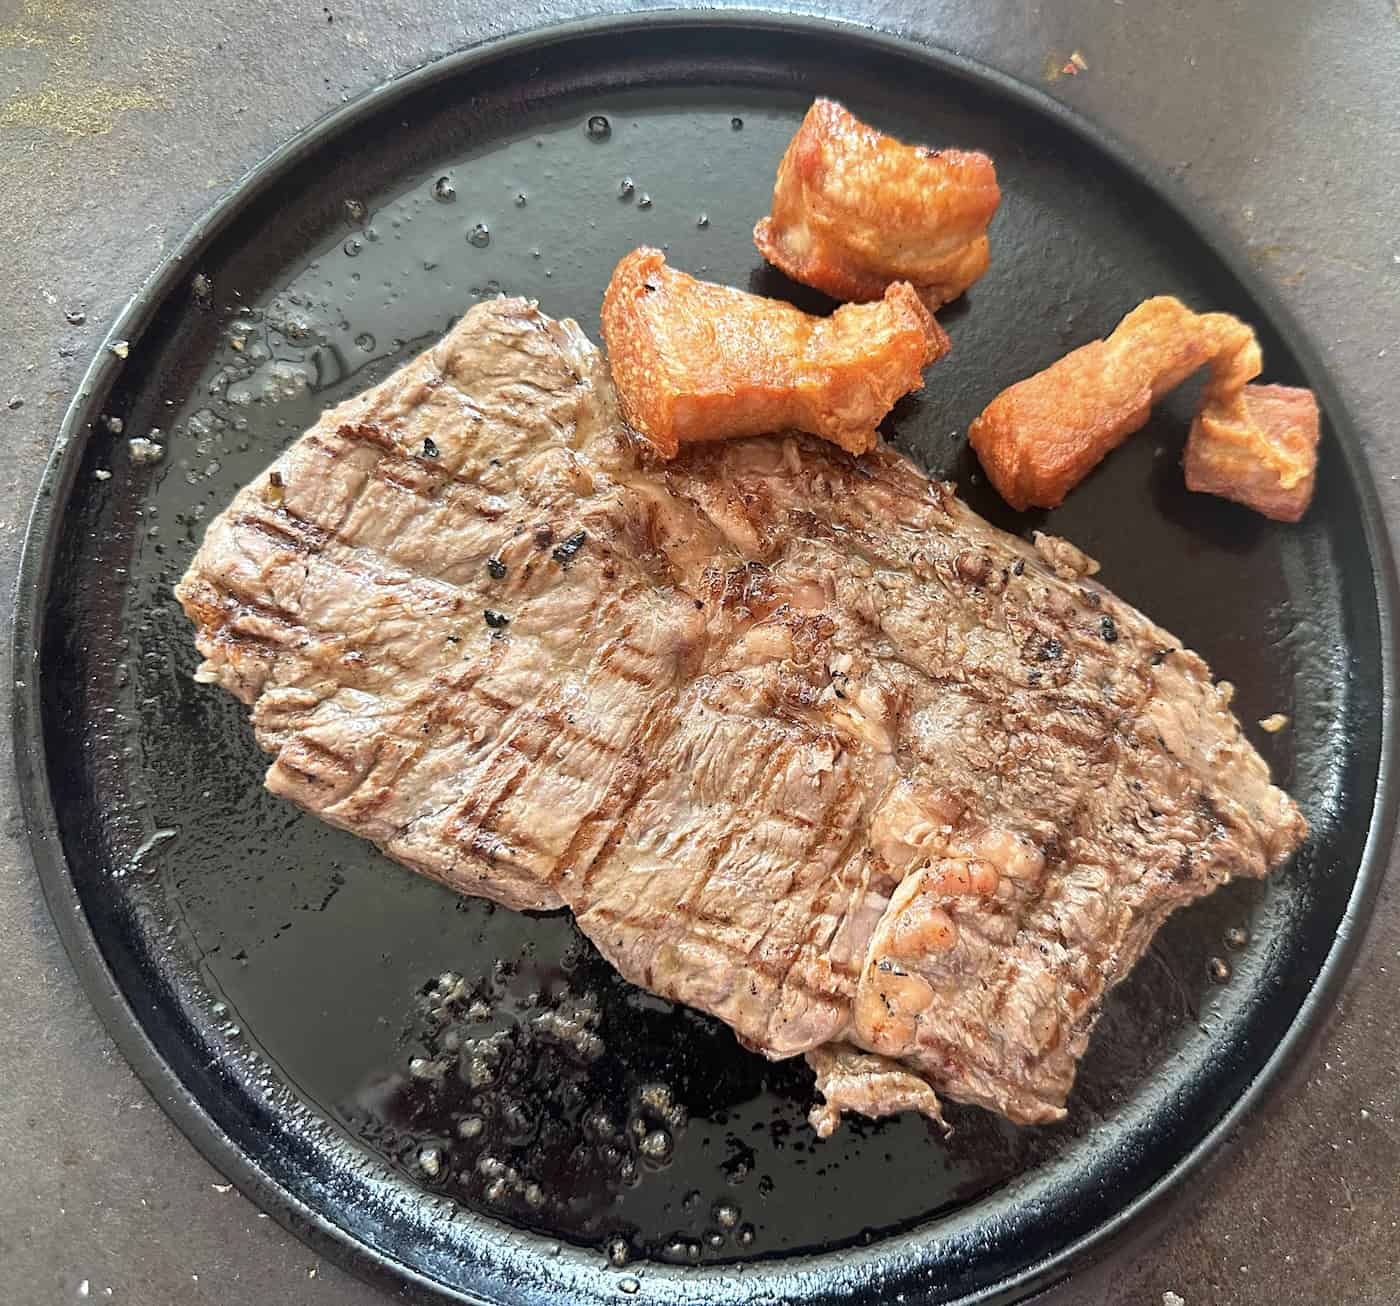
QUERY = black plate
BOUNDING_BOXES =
[13,12,1398,1305]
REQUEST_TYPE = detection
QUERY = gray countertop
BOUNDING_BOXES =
[2,2,1398,1303]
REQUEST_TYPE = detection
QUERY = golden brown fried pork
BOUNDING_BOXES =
[1185,383,1319,522]
[600,246,949,459]
[753,99,1001,310]
[968,296,1316,518]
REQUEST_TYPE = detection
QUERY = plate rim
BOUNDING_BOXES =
[11,9,1399,1304]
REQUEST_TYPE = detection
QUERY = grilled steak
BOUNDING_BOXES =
[176,298,1306,1132]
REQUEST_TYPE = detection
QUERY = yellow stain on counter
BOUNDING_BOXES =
[0,27,47,48]
[0,0,179,137]
[0,0,89,49]
[0,82,160,136]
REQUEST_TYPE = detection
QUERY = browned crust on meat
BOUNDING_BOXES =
[1185,383,1319,521]
[601,246,948,459]
[753,98,1000,309]
[968,296,1316,515]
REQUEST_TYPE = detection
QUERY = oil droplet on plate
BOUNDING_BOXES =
[586,114,611,140]
[432,176,456,202]
[1208,956,1232,984]
[731,116,743,130]
[343,237,363,258]
[618,176,635,199]
[468,223,491,248]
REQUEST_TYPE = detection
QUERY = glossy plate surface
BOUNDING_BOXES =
[13,12,1396,1305]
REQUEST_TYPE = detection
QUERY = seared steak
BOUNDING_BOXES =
[176,298,1306,1131]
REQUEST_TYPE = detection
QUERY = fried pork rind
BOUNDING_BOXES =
[968,296,1316,517]
[1185,383,1319,522]
[600,246,949,459]
[753,98,1001,310]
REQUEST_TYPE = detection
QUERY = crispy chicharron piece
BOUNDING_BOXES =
[753,98,1001,310]
[968,295,1318,516]
[601,246,949,458]
[1185,383,1319,522]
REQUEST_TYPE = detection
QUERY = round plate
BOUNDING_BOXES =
[13,12,1397,1305]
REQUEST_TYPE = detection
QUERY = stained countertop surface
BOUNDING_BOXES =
[2,2,1398,1304]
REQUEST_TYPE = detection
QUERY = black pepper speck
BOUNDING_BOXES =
[551,529,587,565]
[421,436,439,458]
[1100,615,1118,642]
[487,557,507,580]
[483,609,510,629]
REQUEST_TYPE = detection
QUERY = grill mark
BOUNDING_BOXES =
[470,687,518,717]
[669,739,807,964]
[676,821,743,917]
[990,974,1013,1019]
[752,774,873,1030]
[293,735,358,776]
[213,584,304,635]
[468,756,534,846]
[419,666,492,734]
[209,625,283,656]
[235,463,536,637]
[339,781,397,821]
[547,744,646,889]
[585,902,840,1000]
[596,659,660,689]
[236,512,317,555]
[760,805,873,1005]
[336,420,397,451]
[202,533,486,684]
[310,423,522,505]
[502,700,622,766]
[521,707,626,761]
[376,463,433,495]
[444,686,569,860]
[304,433,452,504]
[596,636,665,689]
[271,757,335,789]
[446,748,528,848]
[209,582,433,681]
[571,699,683,894]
